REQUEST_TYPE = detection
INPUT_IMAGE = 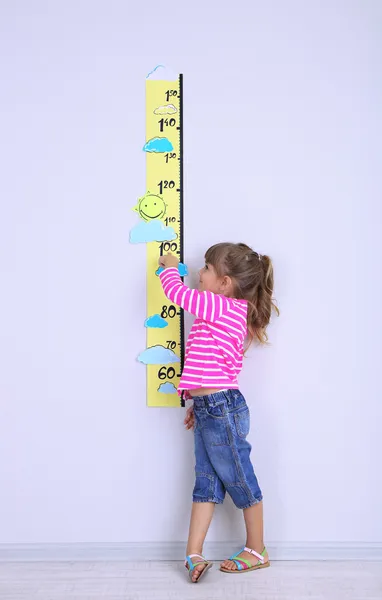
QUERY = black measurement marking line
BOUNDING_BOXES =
[179,74,185,408]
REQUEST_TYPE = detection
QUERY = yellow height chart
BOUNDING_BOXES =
[132,67,184,408]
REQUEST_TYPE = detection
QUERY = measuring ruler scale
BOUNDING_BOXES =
[143,71,185,408]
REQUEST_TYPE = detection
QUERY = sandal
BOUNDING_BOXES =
[220,546,270,573]
[185,554,213,583]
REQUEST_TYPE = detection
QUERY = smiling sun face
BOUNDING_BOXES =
[133,192,167,222]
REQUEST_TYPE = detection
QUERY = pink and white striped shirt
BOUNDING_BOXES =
[159,267,248,396]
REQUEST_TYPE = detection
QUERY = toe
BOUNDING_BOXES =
[193,563,205,582]
[221,560,236,571]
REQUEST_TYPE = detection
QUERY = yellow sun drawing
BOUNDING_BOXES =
[133,192,167,222]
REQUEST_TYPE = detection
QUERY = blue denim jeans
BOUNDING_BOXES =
[192,389,263,510]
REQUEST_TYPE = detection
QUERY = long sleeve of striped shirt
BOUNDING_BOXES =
[159,267,226,322]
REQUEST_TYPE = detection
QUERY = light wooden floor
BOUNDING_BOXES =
[0,560,381,600]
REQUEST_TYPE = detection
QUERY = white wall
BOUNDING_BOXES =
[0,0,381,550]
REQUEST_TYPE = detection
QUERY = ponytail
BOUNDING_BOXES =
[246,255,279,348]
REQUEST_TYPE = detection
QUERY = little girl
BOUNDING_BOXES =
[158,242,278,583]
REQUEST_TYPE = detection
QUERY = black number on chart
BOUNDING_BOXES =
[158,180,175,194]
[164,153,176,163]
[166,341,177,350]
[161,305,177,319]
[159,242,178,253]
[164,216,176,225]
[158,366,176,380]
[158,118,176,132]
[165,90,178,102]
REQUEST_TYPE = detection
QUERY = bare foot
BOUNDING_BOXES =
[221,548,269,571]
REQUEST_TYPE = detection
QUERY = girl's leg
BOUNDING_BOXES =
[187,405,225,581]
[245,500,265,550]
[220,501,269,570]
[186,502,215,582]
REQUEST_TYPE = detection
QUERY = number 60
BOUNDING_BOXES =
[158,367,176,380]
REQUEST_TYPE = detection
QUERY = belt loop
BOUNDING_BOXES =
[223,390,231,406]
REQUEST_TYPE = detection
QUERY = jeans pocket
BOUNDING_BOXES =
[206,402,226,419]
[234,408,250,439]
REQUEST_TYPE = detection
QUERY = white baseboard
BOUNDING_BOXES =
[0,542,381,562]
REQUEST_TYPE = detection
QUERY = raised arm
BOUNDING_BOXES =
[159,267,225,322]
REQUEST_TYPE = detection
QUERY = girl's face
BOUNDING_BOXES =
[199,262,232,295]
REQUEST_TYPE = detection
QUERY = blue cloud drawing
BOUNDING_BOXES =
[143,137,174,153]
[158,382,177,394]
[178,263,188,276]
[146,64,165,79]
[144,314,168,329]
[156,262,188,277]
[138,345,180,365]
[146,65,177,80]
[130,219,177,243]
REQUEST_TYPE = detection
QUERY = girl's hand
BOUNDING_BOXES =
[184,406,195,431]
[158,252,179,270]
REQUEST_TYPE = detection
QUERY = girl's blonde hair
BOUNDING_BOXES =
[205,242,279,347]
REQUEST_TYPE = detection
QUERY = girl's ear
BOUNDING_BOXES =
[220,275,233,295]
